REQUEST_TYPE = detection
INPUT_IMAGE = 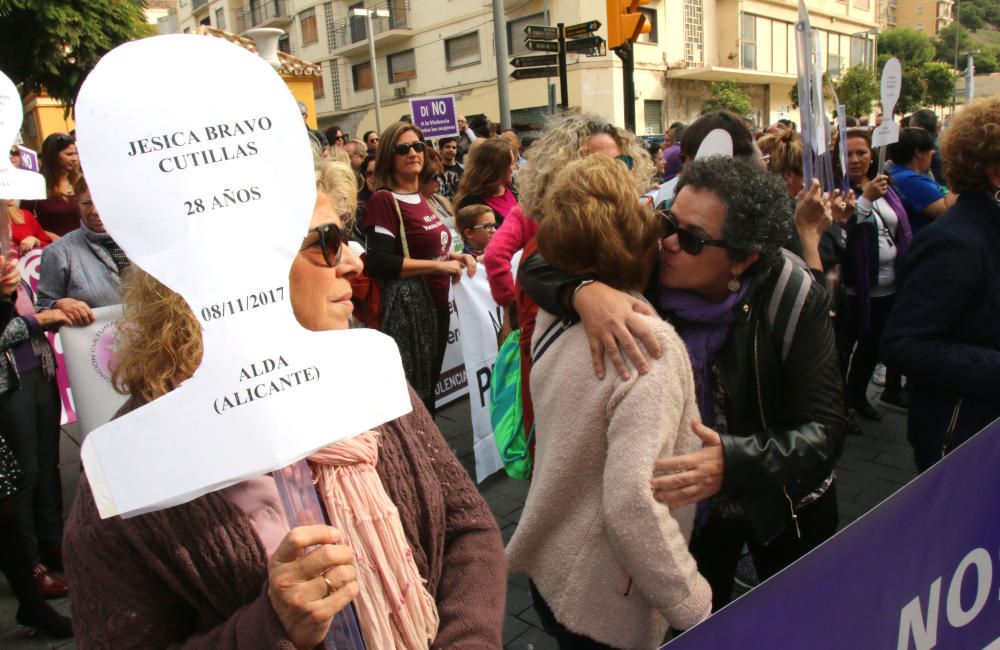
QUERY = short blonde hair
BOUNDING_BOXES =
[537,155,659,292]
[518,113,654,221]
[315,160,358,226]
[941,96,1000,194]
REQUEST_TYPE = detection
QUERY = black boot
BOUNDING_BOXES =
[0,501,73,639]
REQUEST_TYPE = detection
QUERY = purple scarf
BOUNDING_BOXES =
[659,280,750,426]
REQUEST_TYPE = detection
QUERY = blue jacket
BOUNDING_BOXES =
[882,192,1000,462]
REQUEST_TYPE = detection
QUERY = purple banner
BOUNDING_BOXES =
[664,420,1000,649]
[409,96,458,139]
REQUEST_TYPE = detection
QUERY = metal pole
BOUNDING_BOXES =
[952,0,960,116]
[558,23,568,110]
[544,0,554,114]
[616,44,636,132]
[366,10,384,134]
[492,0,511,129]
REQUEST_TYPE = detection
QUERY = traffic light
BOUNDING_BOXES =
[605,0,653,50]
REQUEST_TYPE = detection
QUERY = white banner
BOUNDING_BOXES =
[434,293,468,409]
[58,305,127,438]
[452,253,520,483]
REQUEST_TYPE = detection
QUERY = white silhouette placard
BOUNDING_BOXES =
[0,70,46,200]
[695,129,734,160]
[75,34,411,519]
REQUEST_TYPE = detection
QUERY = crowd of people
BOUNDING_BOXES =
[0,91,997,648]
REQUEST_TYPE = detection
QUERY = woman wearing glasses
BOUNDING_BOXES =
[363,122,475,415]
[63,160,506,648]
[507,155,711,648]
[20,133,81,237]
[519,156,846,612]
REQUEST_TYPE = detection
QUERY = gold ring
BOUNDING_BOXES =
[322,575,335,598]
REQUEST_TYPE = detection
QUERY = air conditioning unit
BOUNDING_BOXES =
[394,86,408,98]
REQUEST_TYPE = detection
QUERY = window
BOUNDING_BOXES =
[827,54,842,76]
[300,8,318,45]
[850,36,866,67]
[278,33,291,54]
[313,70,325,99]
[643,100,662,135]
[508,13,545,56]
[349,1,366,43]
[915,23,924,31]
[916,4,924,14]
[636,8,658,44]
[388,49,416,82]
[215,8,225,29]
[446,32,481,68]
[352,61,372,91]
[741,14,756,69]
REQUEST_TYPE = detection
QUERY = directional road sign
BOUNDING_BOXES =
[564,20,601,39]
[565,35,606,54]
[510,54,558,68]
[510,66,559,80]
[523,25,559,40]
[524,39,560,52]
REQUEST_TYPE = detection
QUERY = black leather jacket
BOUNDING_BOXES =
[519,252,847,544]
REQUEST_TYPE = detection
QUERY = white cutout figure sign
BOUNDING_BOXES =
[872,57,902,167]
[695,129,734,160]
[0,70,46,200]
[75,34,411,519]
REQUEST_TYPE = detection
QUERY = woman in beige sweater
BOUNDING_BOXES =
[506,155,712,649]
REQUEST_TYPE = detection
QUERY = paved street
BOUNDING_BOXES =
[0,383,916,649]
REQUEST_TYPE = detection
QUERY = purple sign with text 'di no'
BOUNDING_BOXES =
[664,419,1000,650]
[409,95,458,139]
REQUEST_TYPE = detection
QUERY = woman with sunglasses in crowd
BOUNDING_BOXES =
[420,148,458,234]
[520,156,846,612]
[453,137,517,230]
[64,160,506,648]
[363,122,475,415]
[20,133,82,237]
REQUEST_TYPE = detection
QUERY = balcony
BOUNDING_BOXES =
[327,0,411,56]
[192,0,209,12]
[236,0,292,33]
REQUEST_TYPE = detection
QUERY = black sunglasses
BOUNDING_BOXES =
[392,141,426,156]
[304,221,351,267]
[658,209,728,256]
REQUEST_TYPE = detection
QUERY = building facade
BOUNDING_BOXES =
[168,0,880,136]
[878,0,953,36]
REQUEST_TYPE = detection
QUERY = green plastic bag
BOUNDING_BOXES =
[490,330,533,480]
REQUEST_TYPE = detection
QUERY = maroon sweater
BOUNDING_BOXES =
[64,387,506,648]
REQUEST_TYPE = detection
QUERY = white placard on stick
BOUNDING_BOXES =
[75,34,411,519]
[0,71,45,200]
[872,57,902,149]
[695,129,734,160]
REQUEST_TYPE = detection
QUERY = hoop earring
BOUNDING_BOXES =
[994,188,1000,203]
[728,276,741,292]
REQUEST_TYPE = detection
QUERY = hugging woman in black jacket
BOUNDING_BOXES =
[520,157,847,611]
[883,97,1000,473]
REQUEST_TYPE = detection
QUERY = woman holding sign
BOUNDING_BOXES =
[363,122,476,415]
[63,161,505,648]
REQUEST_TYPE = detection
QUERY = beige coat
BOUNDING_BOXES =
[507,309,712,649]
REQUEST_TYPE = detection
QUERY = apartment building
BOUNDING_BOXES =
[168,0,880,135]
[878,0,953,35]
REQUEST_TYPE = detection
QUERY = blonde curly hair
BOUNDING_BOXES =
[517,113,654,221]
[112,160,359,402]
[941,96,1000,195]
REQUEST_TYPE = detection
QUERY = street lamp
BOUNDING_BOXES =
[351,6,391,134]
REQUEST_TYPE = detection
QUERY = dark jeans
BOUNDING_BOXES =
[690,483,839,612]
[843,294,900,402]
[529,581,617,650]
[0,368,63,564]
[423,303,451,417]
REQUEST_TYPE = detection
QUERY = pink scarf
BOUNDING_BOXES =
[308,432,439,648]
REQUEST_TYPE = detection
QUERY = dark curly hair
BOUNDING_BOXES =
[675,156,792,269]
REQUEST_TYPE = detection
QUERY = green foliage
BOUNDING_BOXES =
[835,65,879,118]
[788,72,832,110]
[920,61,958,106]
[0,0,153,110]
[959,4,986,31]
[934,23,973,63]
[701,81,753,117]
[878,28,936,68]
[970,46,1000,73]
[893,65,927,115]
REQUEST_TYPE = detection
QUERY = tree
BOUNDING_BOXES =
[877,28,936,69]
[788,72,832,109]
[0,0,153,110]
[970,46,1000,74]
[893,66,927,115]
[701,81,753,117]
[934,23,973,64]
[921,61,958,107]
[835,65,879,118]
[958,3,985,31]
